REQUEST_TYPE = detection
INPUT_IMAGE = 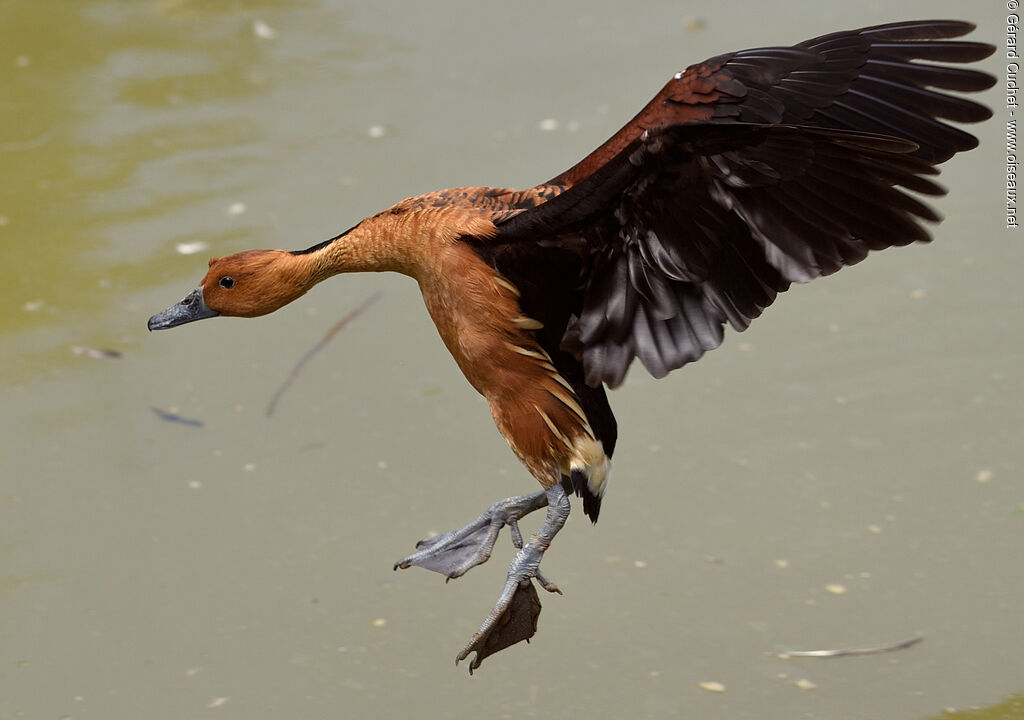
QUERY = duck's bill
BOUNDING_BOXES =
[148,288,219,330]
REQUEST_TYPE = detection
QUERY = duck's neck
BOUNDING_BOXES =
[287,204,498,287]
[288,216,411,285]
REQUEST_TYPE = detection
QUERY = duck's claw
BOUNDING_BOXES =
[456,485,570,672]
[397,485,570,672]
[456,578,542,674]
[394,490,548,580]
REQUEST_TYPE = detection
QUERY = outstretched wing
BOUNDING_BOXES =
[490,20,994,388]
[551,19,993,188]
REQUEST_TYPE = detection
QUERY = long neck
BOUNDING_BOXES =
[289,202,499,286]
[291,215,412,284]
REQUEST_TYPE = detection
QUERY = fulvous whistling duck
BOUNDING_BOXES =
[150,20,995,671]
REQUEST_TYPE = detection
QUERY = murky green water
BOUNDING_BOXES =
[2,1,1021,718]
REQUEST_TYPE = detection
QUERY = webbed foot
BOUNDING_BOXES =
[457,578,541,674]
[454,485,570,672]
[395,485,571,671]
[394,490,547,579]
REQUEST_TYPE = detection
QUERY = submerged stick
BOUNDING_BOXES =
[266,291,381,417]
[151,406,204,428]
[779,636,923,659]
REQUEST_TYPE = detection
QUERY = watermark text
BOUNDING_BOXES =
[1007,6,1019,227]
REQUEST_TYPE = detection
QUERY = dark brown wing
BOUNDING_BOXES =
[552,19,994,189]
[486,20,994,388]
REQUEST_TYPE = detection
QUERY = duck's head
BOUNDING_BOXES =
[148,249,312,330]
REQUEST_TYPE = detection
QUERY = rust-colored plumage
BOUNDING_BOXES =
[149,20,994,671]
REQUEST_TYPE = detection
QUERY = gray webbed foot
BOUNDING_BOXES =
[394,490,547,579]
[395,485,571,672]
[456,486,570,672]
[457,577,541,674]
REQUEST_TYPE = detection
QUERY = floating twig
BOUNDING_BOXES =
[266,291,381,417]
[151,406,204,428]
[779,636,923,659]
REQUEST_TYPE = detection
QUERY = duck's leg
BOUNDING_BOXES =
[456,484,570,672]
[394,489,549,580]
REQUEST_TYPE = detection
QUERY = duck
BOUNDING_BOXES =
[149,19,995,672]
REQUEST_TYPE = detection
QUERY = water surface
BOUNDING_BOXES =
[1,2,1020,718]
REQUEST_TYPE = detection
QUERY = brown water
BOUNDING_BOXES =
[1,2,1021,718]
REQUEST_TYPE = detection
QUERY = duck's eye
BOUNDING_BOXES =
[219,276,235,289]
